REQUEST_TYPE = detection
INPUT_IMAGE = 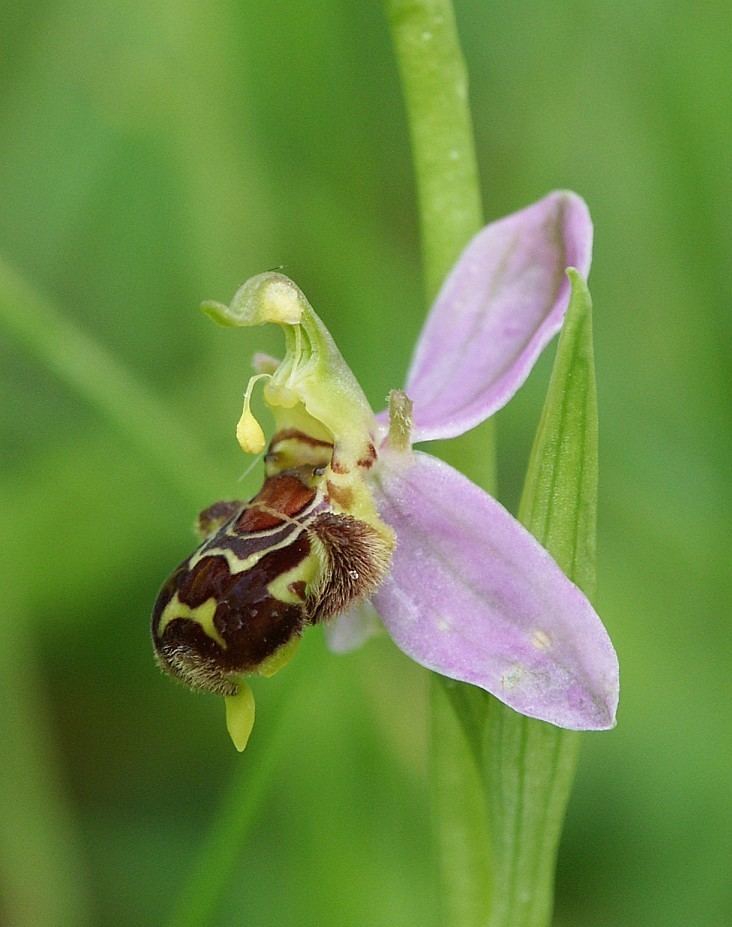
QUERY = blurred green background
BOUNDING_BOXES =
[1,1,730,925]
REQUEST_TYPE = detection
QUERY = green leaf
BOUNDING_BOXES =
[519,269,598,596]
[484,269,598,927]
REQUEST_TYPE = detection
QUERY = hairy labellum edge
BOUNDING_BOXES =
[307,512,394,621]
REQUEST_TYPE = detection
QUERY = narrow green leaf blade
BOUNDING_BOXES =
[486,269,599,927]
[519,268,598,595]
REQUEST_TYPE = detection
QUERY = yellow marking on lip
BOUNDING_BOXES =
[187,525,306,576]
[158,593,226,649]
[266,552,320,605]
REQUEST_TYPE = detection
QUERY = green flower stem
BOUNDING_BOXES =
[430,678,493,924]
[485,273,598,927]
[0,255,225,507]
[384,2,497,925]
[384,0,483,303]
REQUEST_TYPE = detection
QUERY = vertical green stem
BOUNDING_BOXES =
[430,679,493,924]
[384,3,495,926]
[384,0,483,303]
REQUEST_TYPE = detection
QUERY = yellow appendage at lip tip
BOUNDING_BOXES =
[225,683,256,752]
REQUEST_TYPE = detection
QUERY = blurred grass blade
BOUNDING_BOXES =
[485,269,598,927]
[165,732,285,927]
[0,604,92,927]
[164,658,308,927]
[0,255,224,505]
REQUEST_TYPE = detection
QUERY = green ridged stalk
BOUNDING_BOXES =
[384,0,483,304]
[383,2,495,924]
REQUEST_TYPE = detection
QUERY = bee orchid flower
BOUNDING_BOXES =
[152,191,619,751]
